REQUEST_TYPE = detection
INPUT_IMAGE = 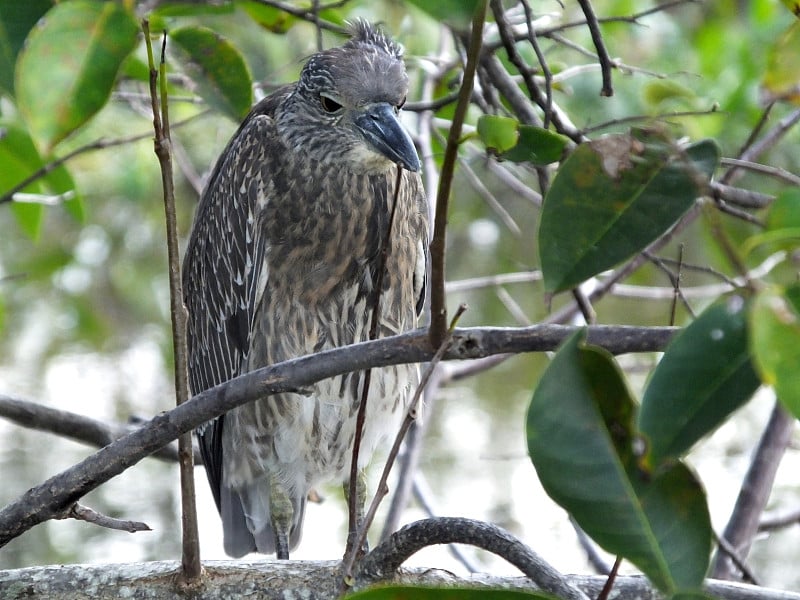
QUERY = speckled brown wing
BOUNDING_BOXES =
[181,88,291,510]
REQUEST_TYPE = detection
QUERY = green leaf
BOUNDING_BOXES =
[539,131,719,293]
[527,331,711,593]
[743,187,800,256]
[1,121,45,237]
[642,79,695,107]
[750,285,800,417]
[766,187,800,231]
[477,115,518,153]
[502,125,568,165]
[639,297,760,467]
[0,0,53,96]
[763,21,800,103]
[477,116,568,165]
[236,0,296,33]
[346,586,555,600]
[0,120,82,234]
[10,202,44,239]
[151,1,235,17]
[15,1,139,151]
[404,0,484,29]
[169,27,253,121]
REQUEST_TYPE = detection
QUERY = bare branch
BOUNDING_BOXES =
[1,559,792,600]
[357,517,589,600]
[0,323,677,548]
[343,306,468,583]
[0,113,206,206]
[575,0,614,96]
[712,402,796,580]
[143,21,200,581]
[720,158,800,187]
[57,502,151,534]
[0,394,201,464]
[429,2,487,346]
[759,508,800,532]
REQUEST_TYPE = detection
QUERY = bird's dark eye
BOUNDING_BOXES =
[320,95,343,113]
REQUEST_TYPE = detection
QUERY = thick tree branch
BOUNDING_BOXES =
[0,324,675,547]
[711,402,796,580]
[357,517,589,600]
[0,560,793,600]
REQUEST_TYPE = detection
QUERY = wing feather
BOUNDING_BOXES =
[182,89,291,509]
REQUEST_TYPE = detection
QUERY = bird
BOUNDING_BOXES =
[182,21,429,560]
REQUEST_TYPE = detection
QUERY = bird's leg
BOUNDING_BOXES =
[343,470,369,558]
[269,474,293,560]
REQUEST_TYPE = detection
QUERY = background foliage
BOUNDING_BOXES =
[1,0,799,594]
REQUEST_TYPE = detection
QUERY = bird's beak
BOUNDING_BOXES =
[355,103,421,172]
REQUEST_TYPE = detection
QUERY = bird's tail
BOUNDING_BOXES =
[220,478,306,558]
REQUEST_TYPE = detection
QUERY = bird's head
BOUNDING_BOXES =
[278,20,420,174]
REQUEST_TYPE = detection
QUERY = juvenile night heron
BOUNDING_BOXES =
[182,21,429,559]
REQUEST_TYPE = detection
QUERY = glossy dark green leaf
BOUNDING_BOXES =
[0,0,53,95]
[539,131,720,293]
[404,0,483,29]
[639,297,760,467]
[750,285,800,417]
[347,586,554,600]
[169,26,253,121]
[15,2,138,150]
[527,331,711,593]
[477,116,568,165]
[502,125,568,165]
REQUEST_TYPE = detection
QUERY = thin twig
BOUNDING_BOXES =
[727,107,800,185]
[759,508,800,532]
[57,502,151,534]
[596,556,623,600]
[547,203,702,325]
[569,516,612,575]
[576,0,614,96]
[521,0,553,128]
[247,0,347,34]
[142,21,201,582]
[581,108,724,135]
[711,181,774,209]
[345,165,404,562]
[429,1,487,347]
[343,305,468,585]
[0,114,206,206]
[713,530,761,585]
[719,157,800,186]
[720,102,775,186]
